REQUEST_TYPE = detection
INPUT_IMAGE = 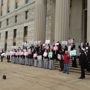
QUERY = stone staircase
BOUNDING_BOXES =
[55,59,90,75]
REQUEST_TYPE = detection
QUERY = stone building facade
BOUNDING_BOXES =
[0,0,89,51]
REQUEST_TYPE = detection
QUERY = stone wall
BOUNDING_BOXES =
[0,0,35,51]
[0,0,84,51]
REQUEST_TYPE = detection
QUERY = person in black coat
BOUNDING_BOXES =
[1,50,4,62]
[79,49,87,79]
[57,41,62,51]
[7,53,10,62]
[58,50,64,71]
[86,47,90,72]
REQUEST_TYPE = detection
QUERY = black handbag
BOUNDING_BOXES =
[2,75,6,80]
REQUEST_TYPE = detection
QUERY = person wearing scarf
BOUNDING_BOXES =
[38,50,43,68]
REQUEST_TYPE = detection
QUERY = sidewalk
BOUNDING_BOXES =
[0,61,90,90]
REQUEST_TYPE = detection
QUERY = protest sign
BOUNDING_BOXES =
[62,41,67,45]
[29,41,33,44]
[48,52,53,58]
[38,41,41,45]
[45,40,50,44]
[70,50,76,56]
[58,54,61,60]
[34,41,38,45]
[68,45,71,51]
[12,46,16,49]
[68,39,73,44]
[37,55,42,60]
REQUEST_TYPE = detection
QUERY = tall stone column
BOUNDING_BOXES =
[87,0,90,42]
[34,0,46,43]
[55,0,70,43]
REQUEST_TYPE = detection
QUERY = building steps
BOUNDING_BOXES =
[54,60,90,75]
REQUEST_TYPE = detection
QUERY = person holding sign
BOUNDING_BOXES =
[63,51,70,74]
[19,50,23,64]
[70,46,77,68]
[18,50,20,64]
[57,41,62,51]
[30,46,35,66]
[33,51,38,67]
[43,49,49,69]
[58,51,64,71]
[10,50,15,63]
[24,50,29,65]
[53,45,59,62]
[38,50,43,68]
[6,51,10,62]
[16,50,19,64]
[14,50,18,64]
[28,49,33,66]
[22,50,25,65]
[85,47,90,72]
[48,50,55,70]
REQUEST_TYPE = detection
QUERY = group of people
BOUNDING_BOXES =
[1,40,90,79]
[6,41,70,74]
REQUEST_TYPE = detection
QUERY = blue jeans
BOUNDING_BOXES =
[64,64,69,73]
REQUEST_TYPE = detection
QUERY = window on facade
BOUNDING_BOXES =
[7,19,9,25]
[13,29,17,38]
[15,15,17,23]
[83,0,87,9]
[24,26,28,42]
[5,31,8,39]
[24,27,28,36]
[0,22,1,28]
[25,11,29,19]
[1,0,3,16]
[0,33,1,39]
[7,0,10,13]
[16,2,19,8]
[16,0,19,9]
[26,0,30,3]
[13,42,16,46]
[1,0,3,6]
[13,29,17,46]
[7,7,10,13]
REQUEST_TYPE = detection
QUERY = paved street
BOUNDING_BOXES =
[0,61,90,90]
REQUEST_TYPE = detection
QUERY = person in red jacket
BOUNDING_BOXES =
[63,51,70,74]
